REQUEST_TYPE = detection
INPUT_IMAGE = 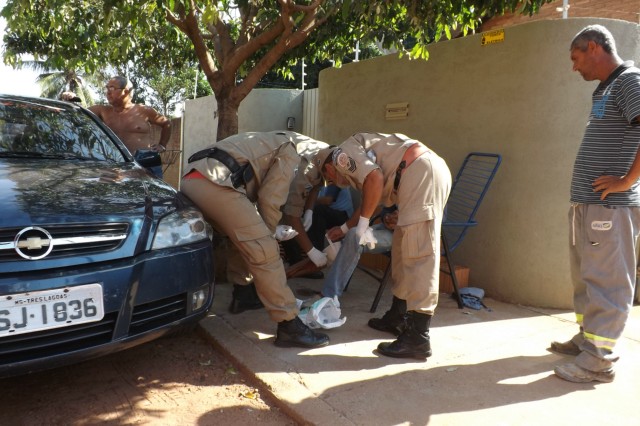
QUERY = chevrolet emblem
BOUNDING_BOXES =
[14,226,54,260]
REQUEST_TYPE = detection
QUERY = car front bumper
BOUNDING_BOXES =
[0,240,215,377]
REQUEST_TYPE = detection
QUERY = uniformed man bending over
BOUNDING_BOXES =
[225,133,331,314]
[181,131,329,348]
[321,133,451,359]
[281,136,333,271]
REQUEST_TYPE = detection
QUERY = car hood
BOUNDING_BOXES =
[0,159,179,227]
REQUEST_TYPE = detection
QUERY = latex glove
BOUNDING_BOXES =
[355,216,370,241]
[306,247,328,267]
[302,209,313,231]
[275,225,298,241]
[358,227,378,250]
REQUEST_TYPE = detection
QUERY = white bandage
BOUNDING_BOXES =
[340,223,349,234]
[306,247,327,267]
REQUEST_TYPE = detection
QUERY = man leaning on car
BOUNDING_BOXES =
[181,131,330,349]
[89,76,171,178]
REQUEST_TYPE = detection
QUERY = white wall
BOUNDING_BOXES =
[316,18,640,308]
[182,89,304,173]
[238,88,304,134]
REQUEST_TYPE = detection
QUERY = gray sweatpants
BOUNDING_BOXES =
[569,203,640,372]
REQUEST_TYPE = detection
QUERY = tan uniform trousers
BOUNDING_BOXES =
[181,178,298,322]
[391,152,452,314]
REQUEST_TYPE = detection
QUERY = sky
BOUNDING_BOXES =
[0,0,41,97]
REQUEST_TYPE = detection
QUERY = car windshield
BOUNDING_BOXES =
[0,99,126,162]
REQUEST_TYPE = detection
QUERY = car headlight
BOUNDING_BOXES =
[152,208,213,250]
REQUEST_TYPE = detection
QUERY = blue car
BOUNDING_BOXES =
[0,95,215,377]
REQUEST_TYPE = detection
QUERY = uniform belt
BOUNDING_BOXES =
[393,143,429,191]
[188,147,254,188]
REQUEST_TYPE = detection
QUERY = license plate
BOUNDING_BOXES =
[0,284,104,337]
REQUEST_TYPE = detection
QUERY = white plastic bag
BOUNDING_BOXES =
[297,296,347,329]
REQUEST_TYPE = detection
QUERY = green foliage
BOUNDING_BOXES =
[2,0,192,74]
[3,1,552,79]
[2,0,553,136]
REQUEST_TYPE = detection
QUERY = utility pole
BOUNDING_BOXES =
[556,0,569,19]
[301,59,307,90]
[193,68,198,99]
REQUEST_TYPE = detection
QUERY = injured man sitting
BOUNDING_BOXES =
[286,206,397,301]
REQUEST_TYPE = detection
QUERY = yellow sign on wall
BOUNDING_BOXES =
[481,29,505,46]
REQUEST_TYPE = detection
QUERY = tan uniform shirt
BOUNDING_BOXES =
[188,131,300,232]
[333,133,451,313]
[333,133,425,217]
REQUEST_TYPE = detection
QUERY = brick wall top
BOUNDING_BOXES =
[481,0,639,31]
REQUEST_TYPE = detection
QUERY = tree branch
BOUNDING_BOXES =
[165,1,220,91]
[231,2,333,105]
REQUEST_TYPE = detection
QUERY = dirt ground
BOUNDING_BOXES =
[0,328,297,425]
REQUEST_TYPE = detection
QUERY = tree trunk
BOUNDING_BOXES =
[216,97,240,141]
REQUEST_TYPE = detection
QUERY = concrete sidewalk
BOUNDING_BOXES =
[199,269,640,426]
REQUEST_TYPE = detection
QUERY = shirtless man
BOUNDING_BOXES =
[89,76,171,178]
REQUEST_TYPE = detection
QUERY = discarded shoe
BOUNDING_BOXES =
[274,316,330,348]
[550,340,581,356]
[554,362,614,383]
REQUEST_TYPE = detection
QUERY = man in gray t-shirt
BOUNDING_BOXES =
[552,25,640,384]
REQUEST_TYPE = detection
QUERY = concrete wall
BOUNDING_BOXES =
[317,18,640,308]
[182,88,303,172]
[238,88,304,134]
[150,117,183,190]
[182,95,217,173]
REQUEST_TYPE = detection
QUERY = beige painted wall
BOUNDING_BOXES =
[317,18,640,308]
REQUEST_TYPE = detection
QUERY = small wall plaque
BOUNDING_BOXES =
[385,102,409,120]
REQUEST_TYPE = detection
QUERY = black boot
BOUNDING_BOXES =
[367,296,407,336]
[275,317,330,348]
[229,283,264,314]
[377,311,432,360]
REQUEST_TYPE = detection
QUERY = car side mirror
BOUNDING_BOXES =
[134,150,162,168]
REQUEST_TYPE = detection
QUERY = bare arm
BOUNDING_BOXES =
[304,185,321,210]
[88,105,106,120]
[145,107,171,150]
[326,170,383,242]
[285,214,314,252]
[285,184,321,252]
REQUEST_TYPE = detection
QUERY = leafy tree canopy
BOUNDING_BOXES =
[2,0,552,138]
